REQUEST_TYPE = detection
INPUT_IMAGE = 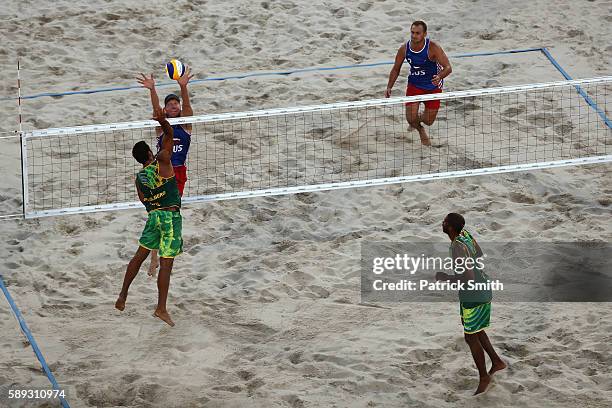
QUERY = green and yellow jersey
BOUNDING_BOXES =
[135,160,181,213]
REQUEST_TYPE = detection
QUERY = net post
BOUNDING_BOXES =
[20,132,29,219]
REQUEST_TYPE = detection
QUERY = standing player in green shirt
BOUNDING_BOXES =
[436,213,506,394]
[115,109,183,327]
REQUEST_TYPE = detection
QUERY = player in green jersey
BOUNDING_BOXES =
[436,213,506,394]
[115,109,183,327]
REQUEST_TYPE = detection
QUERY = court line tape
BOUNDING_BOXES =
[0,273,71,407]
[540,47,611,129]
[2,47,544,101]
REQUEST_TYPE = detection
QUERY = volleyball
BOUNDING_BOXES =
[165,59,185,80]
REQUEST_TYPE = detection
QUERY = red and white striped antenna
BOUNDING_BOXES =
[17,59,23,135]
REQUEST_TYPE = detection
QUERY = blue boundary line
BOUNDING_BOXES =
[0,273,71,408]
[5,46,609,130]
[4,47,544,101]
[540,48,612,129]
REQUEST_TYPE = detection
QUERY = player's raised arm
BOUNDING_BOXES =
[137,73,162,111]
[177,66,194,117]
[385,44,406,98]
[138,73,163,133]
[153,110,174,166]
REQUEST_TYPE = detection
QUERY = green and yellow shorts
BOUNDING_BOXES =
[139,210,183,258]
[460,302,491,334]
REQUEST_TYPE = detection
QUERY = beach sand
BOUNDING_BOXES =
[1,1,611,407]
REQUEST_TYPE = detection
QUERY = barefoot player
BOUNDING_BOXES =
[115,109,183,327]
[385,21,452,146]
[436,213,506,395]
[137,67,194,276]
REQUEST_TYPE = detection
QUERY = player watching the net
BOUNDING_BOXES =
[385,20,452,146]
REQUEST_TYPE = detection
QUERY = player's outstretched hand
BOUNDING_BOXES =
[152,108,168,124]
[137,73,156,90]
[177,66,194,87]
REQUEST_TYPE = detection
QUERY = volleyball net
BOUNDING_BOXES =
[22,77,611,218]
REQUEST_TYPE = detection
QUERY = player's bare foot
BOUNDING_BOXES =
[417,125,431,146]
[489,360,507,375]
[115,296,126,311]
[153,309,175,327]
[474,374,491,395]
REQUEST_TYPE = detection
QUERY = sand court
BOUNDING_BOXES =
[1,1,611,406]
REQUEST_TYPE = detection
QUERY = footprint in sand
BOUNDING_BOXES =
[121,373,142,384]
[313,353,359,367]
[246,378,265,396]
[283,395,306,408]
[289,350,304,364]
[508,192,536,204]
[212,384,242,393]
[236,370,255,381]
[357,2,372,11]
[305,285,330,299]
[553,123,574,137]
[502,106,526,117]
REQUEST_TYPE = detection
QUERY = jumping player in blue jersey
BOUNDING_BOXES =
[137,67,194,276]
[385,21,452,146]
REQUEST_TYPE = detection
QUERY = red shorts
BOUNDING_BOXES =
[174,165,187,197]
[405,83,442,110]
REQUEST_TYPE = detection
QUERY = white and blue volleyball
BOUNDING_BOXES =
[165,59,185,80]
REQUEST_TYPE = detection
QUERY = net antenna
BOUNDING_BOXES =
[18,59,28,219]
[17,60,24,135]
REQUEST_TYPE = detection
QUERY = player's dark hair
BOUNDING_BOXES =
[164,93,180,106]
[132,141,152,164]
[446,213,465,233]
[412,20,427,32]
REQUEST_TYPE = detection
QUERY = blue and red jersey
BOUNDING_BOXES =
[405,37,443,91]
[156,124,191,167]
